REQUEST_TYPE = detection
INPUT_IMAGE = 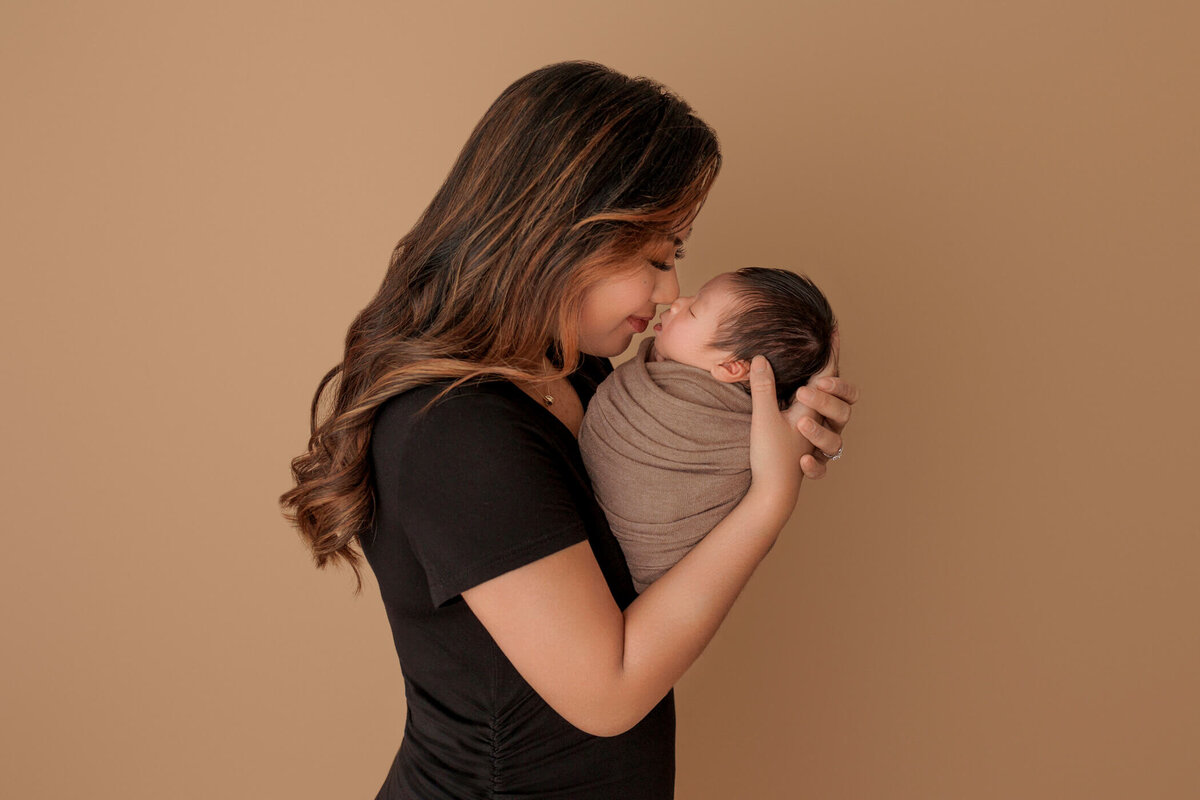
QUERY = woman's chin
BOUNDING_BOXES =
[579,331,631,358]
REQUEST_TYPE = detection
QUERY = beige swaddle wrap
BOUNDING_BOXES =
[578,337,753,592]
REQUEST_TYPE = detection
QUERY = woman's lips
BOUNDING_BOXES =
[652,322,662,331]
[627,316,649,333]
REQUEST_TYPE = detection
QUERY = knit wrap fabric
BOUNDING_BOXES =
[578,337,753,592]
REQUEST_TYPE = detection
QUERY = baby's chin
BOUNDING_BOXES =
[648,338,670,363]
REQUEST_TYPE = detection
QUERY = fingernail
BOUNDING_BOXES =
[817,378,835,391]
[752,356,766,373]
[795,387,813,402]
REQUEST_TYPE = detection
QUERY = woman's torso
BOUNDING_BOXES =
[362,353,676,799]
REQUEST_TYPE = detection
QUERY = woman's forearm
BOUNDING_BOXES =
[460,481,801,739]
[606,482,800,733]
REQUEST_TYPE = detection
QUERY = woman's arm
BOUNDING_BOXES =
[462,356,812,736]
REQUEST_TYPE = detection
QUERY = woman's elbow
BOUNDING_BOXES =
[558,694,654,738]
[569,712,638,738]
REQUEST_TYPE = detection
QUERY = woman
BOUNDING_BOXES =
[281,61,857,799]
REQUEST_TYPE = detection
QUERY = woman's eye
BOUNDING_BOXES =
[648,245,685,272]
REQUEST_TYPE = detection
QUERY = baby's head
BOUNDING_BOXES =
[651,267,837,407]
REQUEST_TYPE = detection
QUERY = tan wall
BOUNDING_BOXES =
[3,2,1197,798]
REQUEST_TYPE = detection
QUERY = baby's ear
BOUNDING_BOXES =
[711,358,752,384]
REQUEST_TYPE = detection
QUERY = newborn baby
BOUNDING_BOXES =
[578,267,837,592]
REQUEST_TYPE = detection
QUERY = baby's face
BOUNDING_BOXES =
[651,272,741,373]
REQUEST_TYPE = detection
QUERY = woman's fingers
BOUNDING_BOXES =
[800,453,827,480]
[787,332,855,479]
[794,385,853,430]
[796,415,843,458]
[811,376,860,405]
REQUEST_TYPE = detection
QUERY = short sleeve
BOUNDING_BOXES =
[373,386,590,608]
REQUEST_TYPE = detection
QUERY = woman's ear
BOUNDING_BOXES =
[711,358,752,384]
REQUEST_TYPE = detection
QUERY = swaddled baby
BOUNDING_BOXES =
[578,267,837,592]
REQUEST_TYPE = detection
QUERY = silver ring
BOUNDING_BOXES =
[822,445,844,462]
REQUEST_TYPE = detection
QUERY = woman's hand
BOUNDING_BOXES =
[786,329,858,480]
[747,355,813,510]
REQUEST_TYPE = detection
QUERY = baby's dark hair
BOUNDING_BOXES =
[709,267,837,408]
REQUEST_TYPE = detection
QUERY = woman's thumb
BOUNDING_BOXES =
[749,355,777,415]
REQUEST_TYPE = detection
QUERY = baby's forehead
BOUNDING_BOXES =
[698,272,741,305]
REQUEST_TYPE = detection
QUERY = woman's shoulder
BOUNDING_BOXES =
[376,354,612,441]
[374,379,530,452]
[369,377,592,532]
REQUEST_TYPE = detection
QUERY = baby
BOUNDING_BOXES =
[578,267,837,592]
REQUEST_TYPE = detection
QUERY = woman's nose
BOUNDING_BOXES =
[651,269,679,306]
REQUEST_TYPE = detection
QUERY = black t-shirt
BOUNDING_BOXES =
[362,353,675,799]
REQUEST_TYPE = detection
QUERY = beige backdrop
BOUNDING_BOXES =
[3,1,1197,798]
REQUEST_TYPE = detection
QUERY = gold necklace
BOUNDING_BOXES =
[517,374,558,406]
[539,376,561,406]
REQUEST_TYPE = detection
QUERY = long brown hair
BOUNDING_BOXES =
[279,61,721,588]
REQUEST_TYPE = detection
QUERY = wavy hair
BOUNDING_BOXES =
[279,61,721,588]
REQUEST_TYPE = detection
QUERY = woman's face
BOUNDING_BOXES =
[577,229,691,357]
